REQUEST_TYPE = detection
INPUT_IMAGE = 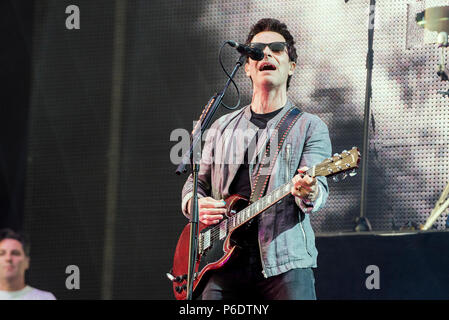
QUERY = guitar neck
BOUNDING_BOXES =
[202,148,359,253]
[227,167,314,229]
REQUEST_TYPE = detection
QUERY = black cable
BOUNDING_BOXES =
[218,41,241,110]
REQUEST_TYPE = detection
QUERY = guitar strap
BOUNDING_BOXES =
[249,107,303,204]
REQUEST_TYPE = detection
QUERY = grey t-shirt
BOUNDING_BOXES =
[0,286,56,300]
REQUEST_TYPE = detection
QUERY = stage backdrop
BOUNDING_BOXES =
[24,0,449,299]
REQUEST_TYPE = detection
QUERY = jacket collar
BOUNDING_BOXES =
[242,99,293,125]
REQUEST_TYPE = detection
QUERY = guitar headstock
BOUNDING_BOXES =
[313,147,360,180]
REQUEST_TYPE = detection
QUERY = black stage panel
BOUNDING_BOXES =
[315,230,449,299]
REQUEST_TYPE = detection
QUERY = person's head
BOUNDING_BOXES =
[244,18,298,91]
[0,229,30,284]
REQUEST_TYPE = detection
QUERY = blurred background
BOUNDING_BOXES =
[1,0,448,299]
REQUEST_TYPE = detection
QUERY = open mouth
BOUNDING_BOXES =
[258,62,277,71]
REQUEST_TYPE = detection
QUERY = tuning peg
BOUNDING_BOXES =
[334,172,348,182]
[349,169,357,177]
[333,153,343,159]
[352,146,361,156]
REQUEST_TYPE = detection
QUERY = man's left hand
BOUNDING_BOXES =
[290,167,319,202]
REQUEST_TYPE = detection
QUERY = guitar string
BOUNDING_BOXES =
[201,149,359,246]
[204,185,286,243]
[203,164,329,244]
[202,158,350,246]
[204,181,295,244]
[203,164,335,244]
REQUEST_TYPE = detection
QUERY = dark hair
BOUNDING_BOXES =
[245,18,298,90]
[0,228,30,256]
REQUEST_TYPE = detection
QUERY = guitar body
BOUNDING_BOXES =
[171,194,248,300]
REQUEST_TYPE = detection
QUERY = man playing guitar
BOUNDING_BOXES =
[180,18,332,300]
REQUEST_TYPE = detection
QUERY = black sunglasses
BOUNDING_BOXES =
[249,42,288,52]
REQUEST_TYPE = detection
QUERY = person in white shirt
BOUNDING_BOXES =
[0,228,56,300]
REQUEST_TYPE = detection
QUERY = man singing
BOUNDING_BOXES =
[181,18,332,300]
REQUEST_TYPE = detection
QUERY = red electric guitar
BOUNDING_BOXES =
[168,147,360,300]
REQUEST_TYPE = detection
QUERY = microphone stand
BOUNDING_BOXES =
[176,53,246,300]
[355,0,376,231]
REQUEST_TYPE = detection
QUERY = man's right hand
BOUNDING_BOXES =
[187,197,227,225]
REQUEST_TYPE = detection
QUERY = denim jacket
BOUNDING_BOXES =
[181,99,332,278]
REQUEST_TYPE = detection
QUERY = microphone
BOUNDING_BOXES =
[227,40,264,61]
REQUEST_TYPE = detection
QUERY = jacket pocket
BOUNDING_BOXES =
[299,220,313,257]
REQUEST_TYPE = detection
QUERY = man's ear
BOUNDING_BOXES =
[244,61,251,77]
[24,256,30,271]
[288,61,296,76]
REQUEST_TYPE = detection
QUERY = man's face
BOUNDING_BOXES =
[245,31,296,90]
[0,239,29,282]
